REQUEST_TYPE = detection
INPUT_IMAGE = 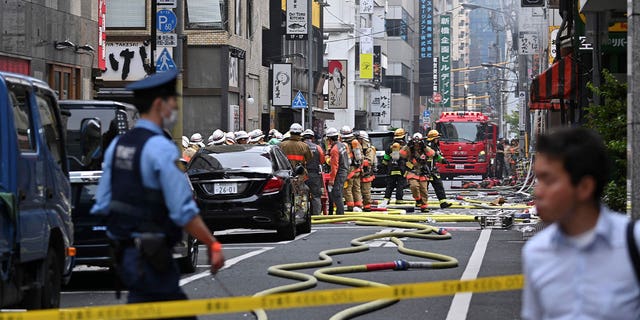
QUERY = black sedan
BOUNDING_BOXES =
[187,144,311,240]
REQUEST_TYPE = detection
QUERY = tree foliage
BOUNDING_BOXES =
[504,110,520,138]
[584,69,627,211]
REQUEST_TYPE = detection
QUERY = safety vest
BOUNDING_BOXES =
[108,128,181,245]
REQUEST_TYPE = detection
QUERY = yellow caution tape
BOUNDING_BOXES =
[6,274,524,320]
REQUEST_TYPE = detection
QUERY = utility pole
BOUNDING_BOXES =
[151,0,157,70]
[174,0,184,140]
[628,0,640,219]
[306,0,313,129]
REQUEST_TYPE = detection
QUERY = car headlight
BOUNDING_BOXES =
[478,151,486,163]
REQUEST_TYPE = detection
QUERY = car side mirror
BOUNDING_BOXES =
[294,165,305,176]
[80,118,103,167]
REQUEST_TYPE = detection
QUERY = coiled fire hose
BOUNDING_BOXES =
[252,217,458,320]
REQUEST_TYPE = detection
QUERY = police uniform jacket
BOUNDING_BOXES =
[91,119,199,236]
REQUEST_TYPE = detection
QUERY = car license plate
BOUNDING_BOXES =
[455,164,465,170]
[214,183,238,194]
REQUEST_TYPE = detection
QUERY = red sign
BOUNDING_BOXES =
[97,0,107,70]
[0,56,30,75]
[433,92,443,103]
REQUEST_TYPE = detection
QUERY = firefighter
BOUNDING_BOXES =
[358,131,376,212]
[235,131,250,144]
[405,132,433,212]
[301,129,325,216]
[379,128,409,208]
[425,129,453,209]
[326,127,349,215]
[341,126,363,212]
[210,129,226,146]
[280,123,312,170]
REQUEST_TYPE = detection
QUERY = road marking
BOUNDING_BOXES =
[62,291,121,295]
[180,247,273,286]
[445,229,492,320]
[277,230,317,244]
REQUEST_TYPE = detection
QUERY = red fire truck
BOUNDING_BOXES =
[434,111,498,179]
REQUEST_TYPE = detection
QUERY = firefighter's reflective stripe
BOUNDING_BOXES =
[287,154,305,161]
[361,176,375,183]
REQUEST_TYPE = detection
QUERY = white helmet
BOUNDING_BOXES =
[340,125,353,139]
[289,123,303,135]
[302,129,315,138]
[212,129,226,145]
[207,134,214,145]
[412,132,423,140]
[326,127,339,138]
[359,131,370,142]
[249,129,265,143]
[225,131,236,144]
[235,130,250,141]
[190,133,203,144]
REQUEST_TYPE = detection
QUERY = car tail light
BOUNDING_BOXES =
[262,176,284,194]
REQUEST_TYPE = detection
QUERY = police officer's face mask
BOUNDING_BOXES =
[160,98,178,130]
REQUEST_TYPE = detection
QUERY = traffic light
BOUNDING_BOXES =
[521,0,544,7]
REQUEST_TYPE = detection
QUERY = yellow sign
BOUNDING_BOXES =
[4,274,524,319]
[360,54,374,79]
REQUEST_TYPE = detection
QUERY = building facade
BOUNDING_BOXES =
[99,0,271,137]
[0,0,98,99]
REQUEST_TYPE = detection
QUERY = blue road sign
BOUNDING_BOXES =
[157,9,177,33]
[156,48,177,72]
[423,110,431,118]
[291,91,308,109]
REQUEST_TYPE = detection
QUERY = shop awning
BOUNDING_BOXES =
[529,54,577,110]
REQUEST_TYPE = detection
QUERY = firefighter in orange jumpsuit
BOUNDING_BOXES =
[340,126,363,212]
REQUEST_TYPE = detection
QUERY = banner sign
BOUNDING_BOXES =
[272,63,292,106]
[360,54,373,79]
[360,0,373,14]
[419,0,434,96]
[373,45,382,84]
[359,28,373,54]
[328,60,348,109]
[286,0,308,40]
[379,88,391,125]
[439,14,451,108]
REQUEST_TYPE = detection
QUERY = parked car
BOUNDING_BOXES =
[0,72,74,308]
[59,100,198,273]
[367,131,395,188]
[187,144,311,240]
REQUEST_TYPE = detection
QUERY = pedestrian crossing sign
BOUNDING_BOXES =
[291,90,308,109]
[156,48,177,72]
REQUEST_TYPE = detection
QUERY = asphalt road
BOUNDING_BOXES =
[62,225,526,319]
[61,176,530,319]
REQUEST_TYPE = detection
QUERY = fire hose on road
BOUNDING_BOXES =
[252,217,458,320]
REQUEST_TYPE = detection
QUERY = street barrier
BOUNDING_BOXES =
[2,274,524,320]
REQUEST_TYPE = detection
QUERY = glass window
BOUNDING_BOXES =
[106,0,146,28]
[436,122,484,143]
[191,148,273,174]
[8,83,35,152]
[235,0,241,36]
[186,0,227,30]
[36,93,63,165]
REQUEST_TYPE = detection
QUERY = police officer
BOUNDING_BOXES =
[380,128,409,208]
[302,129,325,216]
[358,131,377,212]
[91,70,225,313]
[326,127,349,215]
[280,123,312,169]
[340,126,363,212]
[425,130,452,209]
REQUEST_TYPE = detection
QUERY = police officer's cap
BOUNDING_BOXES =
[126,70,179,112]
